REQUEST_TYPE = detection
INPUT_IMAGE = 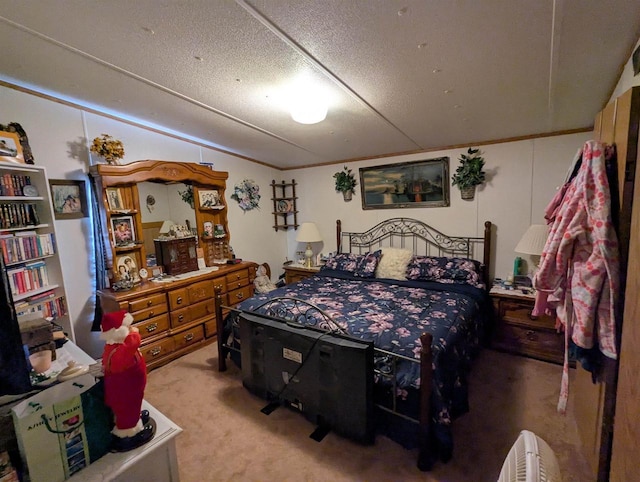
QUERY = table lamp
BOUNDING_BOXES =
[159,220,175,238]
[296,222,322,268]
[514,224,548,277]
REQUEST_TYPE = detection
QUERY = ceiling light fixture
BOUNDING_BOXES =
[289,82,328,125]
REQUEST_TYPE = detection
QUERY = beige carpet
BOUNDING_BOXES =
[144,345,594,482]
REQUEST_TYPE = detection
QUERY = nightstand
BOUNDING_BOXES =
[283,264,320,284]
[490,284,567,365]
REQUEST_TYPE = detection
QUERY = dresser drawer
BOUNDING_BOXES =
[227,285,253,306]
[204,318,218,338]
[493,322,564,364]
[140,337,175,365]
[130,302,168,323]
[499,299,556,330]
[187,280,215,304]
[168,288,188,310]
[225,269,249,285]
[212,276,227,294]
[128,293,166,312]
[135,313,170,340]
[170,299,215,328]
[172,324,205,351]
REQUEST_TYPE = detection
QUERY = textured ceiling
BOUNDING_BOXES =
[1,0,639,169]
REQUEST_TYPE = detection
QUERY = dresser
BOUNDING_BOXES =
[98,262,257,371]
[490,284,567,365]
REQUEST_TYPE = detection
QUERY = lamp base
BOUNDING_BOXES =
[304,244,314,268]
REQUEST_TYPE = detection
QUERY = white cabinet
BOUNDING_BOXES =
[0,163,74,341]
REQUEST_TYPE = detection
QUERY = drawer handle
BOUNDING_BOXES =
[146,323,158,333]
[184,333,194,342]
[148,311,154,318]
[235,292,244,300]
[176,296,183,305]
[525,330,537,341]
[178,314,184,322]
[150,347,161,356]
[147,300,153,306]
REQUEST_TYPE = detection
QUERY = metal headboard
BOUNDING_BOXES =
[337,217,492,285]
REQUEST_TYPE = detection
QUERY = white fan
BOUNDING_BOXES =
[498,430,562,482]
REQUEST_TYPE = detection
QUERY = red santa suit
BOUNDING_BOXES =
[100,310,147,438]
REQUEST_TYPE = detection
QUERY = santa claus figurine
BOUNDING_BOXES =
[100,310,156,452]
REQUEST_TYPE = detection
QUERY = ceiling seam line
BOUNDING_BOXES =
[0,15,319,156]
[234,0,422,149]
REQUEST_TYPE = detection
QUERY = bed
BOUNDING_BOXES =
[215,217,492,470]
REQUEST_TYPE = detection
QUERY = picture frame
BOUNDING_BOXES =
[105,187,124,211]
[198,189,220,209]
[0,131,24,163]
[110,215,136,246]
[49,179,89,219]
[359,157,450,210]
[115,252,141,283]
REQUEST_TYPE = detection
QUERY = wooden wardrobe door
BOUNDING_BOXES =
[609,89,640,482]
[574,86,640,480]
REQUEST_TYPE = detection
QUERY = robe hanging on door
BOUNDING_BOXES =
[532,140,619,412]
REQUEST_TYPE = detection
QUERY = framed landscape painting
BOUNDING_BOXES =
[359,157,450,210]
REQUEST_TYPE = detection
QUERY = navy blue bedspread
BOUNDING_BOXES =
[224,270,489,459]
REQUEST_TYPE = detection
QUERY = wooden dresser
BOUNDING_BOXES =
[98,262,257,370]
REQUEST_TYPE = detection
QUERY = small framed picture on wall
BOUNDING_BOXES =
[49,179,89,219]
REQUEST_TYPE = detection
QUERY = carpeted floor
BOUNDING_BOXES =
[144,345,594,482]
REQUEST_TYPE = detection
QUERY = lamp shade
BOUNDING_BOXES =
[515,224,549,255]
[296,222,322,243]
[159,220,175,235]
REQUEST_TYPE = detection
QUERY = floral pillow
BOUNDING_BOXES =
[406,255,484,288]
[321,250,382,278]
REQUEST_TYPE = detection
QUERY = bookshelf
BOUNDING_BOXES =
[0,163,74,341]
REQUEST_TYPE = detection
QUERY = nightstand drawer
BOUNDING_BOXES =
[493,322,564,364]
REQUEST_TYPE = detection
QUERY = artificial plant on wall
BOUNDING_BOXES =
[451,147,486,200]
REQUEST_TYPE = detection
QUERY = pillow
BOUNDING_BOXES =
[321,250,382,278]
[375,247,414,280]
[406,255,484,288]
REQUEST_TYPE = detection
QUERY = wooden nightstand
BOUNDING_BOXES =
[283,264,320,284]
[490,284,567,365]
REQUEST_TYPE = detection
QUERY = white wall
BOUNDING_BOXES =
[1,83,593,357]
[288,132,591,281]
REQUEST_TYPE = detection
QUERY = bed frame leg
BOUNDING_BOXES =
[215,287,227,372]
[418,332,434,471]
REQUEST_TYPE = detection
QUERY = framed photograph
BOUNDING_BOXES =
[115,252,141,283]
[359,157,450,210]
[0,130,24,163]
[49,179,89,219]
[105,187,124,211]
[198,189,220,208]
[110,215,136,246]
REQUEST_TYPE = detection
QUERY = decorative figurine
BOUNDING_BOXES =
[100,310,156,452]
[253,264,277,293]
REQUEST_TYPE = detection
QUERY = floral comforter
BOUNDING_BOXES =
[224,269,488,458]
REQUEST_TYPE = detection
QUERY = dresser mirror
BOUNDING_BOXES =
[90,160,229,280]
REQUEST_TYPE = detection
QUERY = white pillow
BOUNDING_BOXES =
[375,247,414,280]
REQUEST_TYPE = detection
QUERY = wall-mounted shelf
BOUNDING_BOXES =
[271,180,298,231]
